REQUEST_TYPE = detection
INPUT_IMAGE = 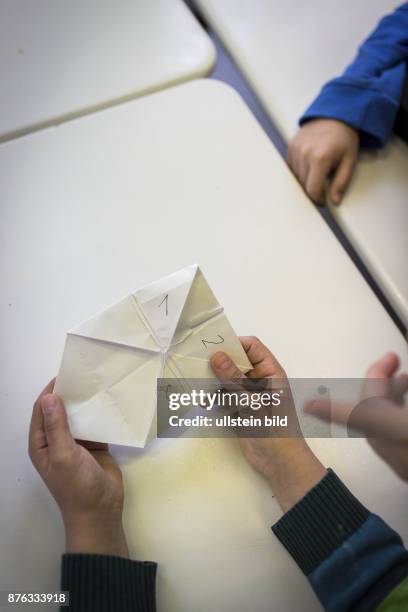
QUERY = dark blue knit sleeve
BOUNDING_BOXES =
[61,554,157,611]
[272,470,408,612]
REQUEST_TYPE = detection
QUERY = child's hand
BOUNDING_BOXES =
[211,337,326,512]
[288,118,359,205]
[29,381,128,557]
[306,352,408,481]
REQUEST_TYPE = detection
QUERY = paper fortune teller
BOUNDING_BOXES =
[54,264,251,447]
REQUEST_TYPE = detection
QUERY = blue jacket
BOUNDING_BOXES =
[300,3,408,148]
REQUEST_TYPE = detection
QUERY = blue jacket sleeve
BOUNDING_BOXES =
[300,3,408,148]
[272,469,408,611]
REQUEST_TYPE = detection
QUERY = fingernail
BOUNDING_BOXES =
[41,394,57,415]
[212,353,233,371]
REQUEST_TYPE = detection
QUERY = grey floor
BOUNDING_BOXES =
[190,10,406,336]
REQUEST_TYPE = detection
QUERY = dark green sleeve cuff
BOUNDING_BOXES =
[272,469,369,575]
[61,554,157,611]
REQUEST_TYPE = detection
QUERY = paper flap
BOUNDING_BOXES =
[67,393,144,447]
[71,295,159,352]
[55,335,162,446]
[171,267,223,345]
[134,264,197,348]
[169,312,252,375]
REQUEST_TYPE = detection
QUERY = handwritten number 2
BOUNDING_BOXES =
[202,334,224,348]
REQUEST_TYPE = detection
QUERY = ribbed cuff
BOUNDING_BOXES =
[272,469,369,575]
[300,78,400,148]
[61,554,157,611]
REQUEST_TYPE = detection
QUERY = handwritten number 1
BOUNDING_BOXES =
[158,294,168,316]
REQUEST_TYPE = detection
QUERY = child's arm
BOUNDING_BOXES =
[300,3,408,148]
[272,469,408,611]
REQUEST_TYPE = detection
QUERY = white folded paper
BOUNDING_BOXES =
[54,264,251,447]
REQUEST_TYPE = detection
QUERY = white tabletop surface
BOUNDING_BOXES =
[1,80,407,612]
[195,0,408,326]
[0,0,215,143]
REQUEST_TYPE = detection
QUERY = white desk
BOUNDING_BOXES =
[1,80,407,612]
[195,0,408,326]
[0,0,215,142]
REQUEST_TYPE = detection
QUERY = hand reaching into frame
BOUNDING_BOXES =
[305,352,408,481]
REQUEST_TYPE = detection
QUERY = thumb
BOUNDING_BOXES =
[41,394,75,461]
[210,352,245,382]
[329,154,355,205]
